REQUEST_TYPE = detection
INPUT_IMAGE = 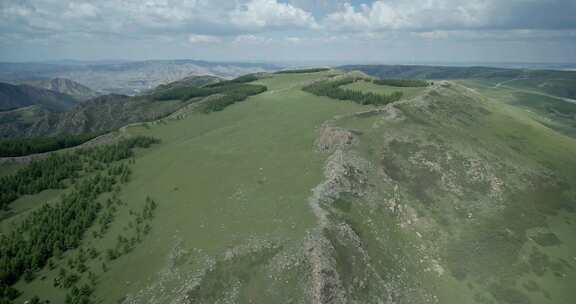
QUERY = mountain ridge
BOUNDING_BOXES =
[0,82,79,112]
[19,78,99,101]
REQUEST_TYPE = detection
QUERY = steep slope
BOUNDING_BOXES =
[0,82,79,111]
[21,78,100,100]
[0,94,183,138]
[0,105,52,138]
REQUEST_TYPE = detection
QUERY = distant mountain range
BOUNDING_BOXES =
[19,78,99,101]
[0,59,280,95]
[0,75,227,138]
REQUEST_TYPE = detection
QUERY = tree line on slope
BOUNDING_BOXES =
[275,68,330,74]
[0,136,159,303]
[0,136,159,211]
[197,85,268,113]
[152,73,266,102]
[303,78,404,106]
[372,79,430,87]
[0,132,106,158]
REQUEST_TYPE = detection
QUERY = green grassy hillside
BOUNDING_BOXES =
[2,70,576,304]
[460,79,576,139]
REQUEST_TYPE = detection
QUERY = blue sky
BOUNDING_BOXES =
[1,0,575,63]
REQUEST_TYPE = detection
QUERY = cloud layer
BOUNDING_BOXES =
[1,0,575,62]
[324,0,576,32]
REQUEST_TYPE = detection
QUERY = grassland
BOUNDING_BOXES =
[6,70,373,303]
[3,70,576,304]
[332,81,576,304]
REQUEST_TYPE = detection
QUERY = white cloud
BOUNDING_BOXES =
[323,0,494,32]
[1,0,576,61]
[231,0,317,30]
[285,36,303,44]
[64,2,99,18]
[233,34,271,44]
[416,31,452,40]
[1,2,35,18]
[188,34,221,44]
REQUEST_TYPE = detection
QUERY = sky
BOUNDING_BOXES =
[1,0,576,64]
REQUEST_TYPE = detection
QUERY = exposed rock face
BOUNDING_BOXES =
[316,123,358,153]
[305,232,346,304]
[306,114,378,304]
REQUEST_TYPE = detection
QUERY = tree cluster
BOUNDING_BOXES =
[205,74,260,87]
[105,196,157,262]
[198,85,267,113]
[0,137,159,303]
[0,174,112,287]
[275,68,330,74]
[0,133,105,158]
[303,78,403,106]
[372,79,430,87]
[0,136,158,210]
[153,73,266,102]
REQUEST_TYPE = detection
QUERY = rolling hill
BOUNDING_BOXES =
[1,68,575,304]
